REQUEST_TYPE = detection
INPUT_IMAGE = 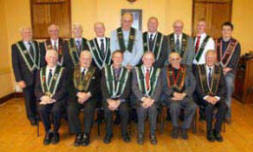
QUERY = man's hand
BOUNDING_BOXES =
[223,67,232,75]
[172,92,186,101]
[126,64,133,71]
[107,99,120,111]
[40,96,56,105]
[141,97,154,108]
[77,92,91,104]
[18,81,26,89]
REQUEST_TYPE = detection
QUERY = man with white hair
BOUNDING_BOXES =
[67,51,100,146]
[110,12,143,70]
[64,23,88,69]
[11,27,43,126]
[87,22,111,70]
[142,17,168,68]
[167,20,195,66]
[40,24,66,66]
[35,50,67,145]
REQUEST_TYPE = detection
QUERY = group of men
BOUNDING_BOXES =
[11,12,241,146]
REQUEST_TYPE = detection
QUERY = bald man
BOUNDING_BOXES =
[142,17,168,68]
[87,22,111,70]
[132,52,163,145]
[67,51,100,146]
[11,27,43,126]
[195,50,227,142]
[40,24,66,66]
[63,24,88,70]
[35,50,67,145]
[167,20,194,66]
[162,52,196,140]
[110,12,143,70]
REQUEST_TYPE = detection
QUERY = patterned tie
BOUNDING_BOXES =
[149,34,154,50]
[47,69,53,86]
[100,39,105,58]
[145,69,150,90]
[76,40,81,53]
[195,36,201,53]
[208,67,212,88]
[28,42,34,59]
[53,41,57,51]
[81,68,86,80]
[175,35,180,52]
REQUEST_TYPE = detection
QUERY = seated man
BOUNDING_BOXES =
[35,50,67,145]
[67,51,100,146]
[195,50,227,142]
[101,50,131,144]
[162,52,197,140]
[132,52,162,145]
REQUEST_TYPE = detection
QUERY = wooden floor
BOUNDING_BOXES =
[0,98,253,152]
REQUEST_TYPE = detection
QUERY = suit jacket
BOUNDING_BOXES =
[63,37,88,70]
[11,40,43,86]
[40,38,66,67]
[35,66,67,102]
[167,33,195,66]
[195,64,227,102]
[162,65,196,100]
[67,66,100,102]
[142,32,168,68]
[101,67,131,103]
[131,66,163,105]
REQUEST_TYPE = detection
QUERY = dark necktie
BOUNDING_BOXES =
[175,35,180,52]
[149,34,154,50]
[81,69,86,80]
[100,39,105,58]
[28,42,35,59]
[195,36,201,53]
[47,69,53,86]
[208,67,212,87]
[145,69,150,90]
[76,40,81,54]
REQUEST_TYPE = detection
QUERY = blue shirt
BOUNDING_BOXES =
[110,28,143,66]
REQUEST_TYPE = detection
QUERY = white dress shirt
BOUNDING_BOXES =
[174,33,183,48]
[96,37,106,50]
[193,33,215,65]
[148,32,157,41]
[80,67,88,75]
[50,39,59,50]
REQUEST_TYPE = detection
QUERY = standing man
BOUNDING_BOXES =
[64,23,88,70]
[132,52,162,145]
[167,20,194,66]
[11,27,42,126]
[87,22,111,70]
[40,24,66,66]
[162,52,196,140]
[195,50,227,142]
[35,50,67,145]
[142,17,167,68]
[215,22,241,124]
[110,12,143,70]
[67,51,100,146]
[101,51,131,144]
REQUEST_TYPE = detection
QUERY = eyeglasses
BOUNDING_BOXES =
[170,58,180,61]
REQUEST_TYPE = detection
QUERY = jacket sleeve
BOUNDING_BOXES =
[11,44,23,82]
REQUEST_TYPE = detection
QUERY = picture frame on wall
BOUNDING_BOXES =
[121,9,142,30]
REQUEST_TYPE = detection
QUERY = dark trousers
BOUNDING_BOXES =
[38,100,64,132]
[203,100,227,133]
[104,102,129,136]
[137,104,158,136]
[67,100,96,135]
[168,98,197,129]
[23,85,37,121]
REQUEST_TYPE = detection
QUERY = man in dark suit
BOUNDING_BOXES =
[40,24,66,66]
[87,22,111,70]
[162,52,197,140]
[195,50,227,142]
[11,27,43,126]
[101,50,131,144]
[35,50,67,145]
[167,20,195,66]
[67,51,100,146]
[142,17,168,68]
[132,52,163,145]
[63,24,88,70]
